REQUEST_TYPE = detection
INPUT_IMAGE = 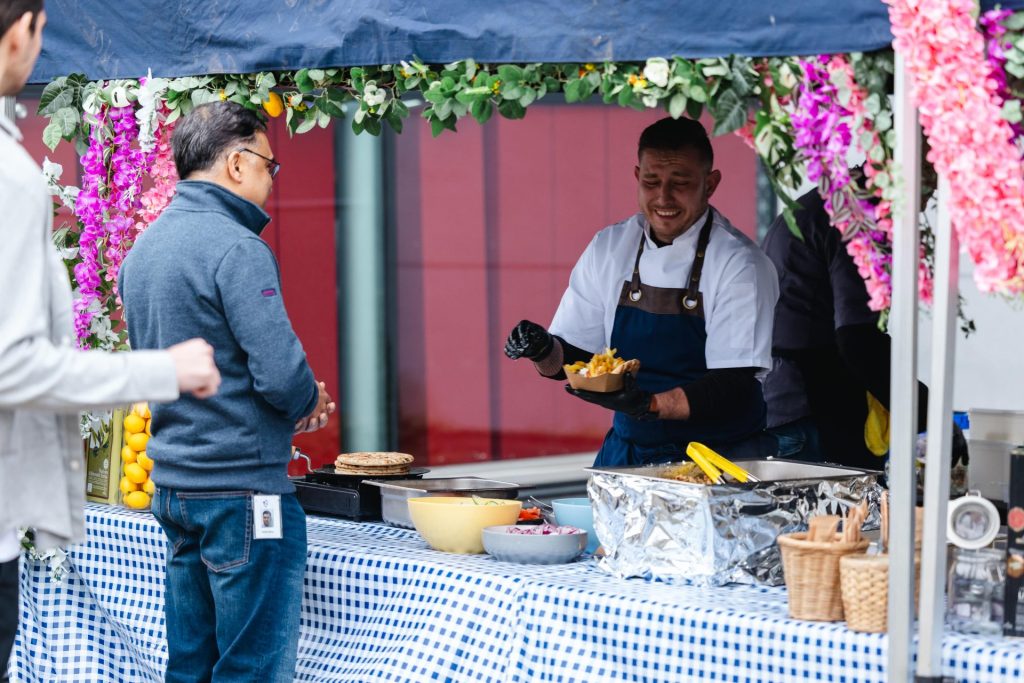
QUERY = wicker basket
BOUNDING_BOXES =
[778,532,870,621]
[839,553,921,633]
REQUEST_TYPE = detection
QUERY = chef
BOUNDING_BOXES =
[761,183,968,471]
[504,117,779,466]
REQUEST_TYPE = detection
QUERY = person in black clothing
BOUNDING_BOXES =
[761,187,966,471]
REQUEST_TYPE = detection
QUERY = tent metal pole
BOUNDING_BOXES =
[889,52,921,683]
[914,179,957,683]
[334,126,391,452]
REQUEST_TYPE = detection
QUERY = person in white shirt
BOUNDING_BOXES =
[0,3,220,677]
[504,117,779,466]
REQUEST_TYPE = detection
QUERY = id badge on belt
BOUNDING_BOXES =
[253,494,282,539]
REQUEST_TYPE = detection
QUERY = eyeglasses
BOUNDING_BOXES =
[237,147,281,179]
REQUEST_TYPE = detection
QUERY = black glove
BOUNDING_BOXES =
[952,423,969,468]
[565,372,655,420]
[504,320,554,361]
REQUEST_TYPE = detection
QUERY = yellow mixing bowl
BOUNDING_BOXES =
[408,496,522,553]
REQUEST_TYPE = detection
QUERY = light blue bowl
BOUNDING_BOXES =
[552,497,598,553]
[481,525,587,564]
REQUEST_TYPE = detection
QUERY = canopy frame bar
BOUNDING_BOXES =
[888,52,922,683]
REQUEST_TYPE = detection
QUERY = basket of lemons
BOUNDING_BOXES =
[119,403,155,510]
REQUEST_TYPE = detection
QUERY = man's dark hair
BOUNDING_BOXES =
[0,0,44,38]
[637,117,714,170]
[171,102,267,179]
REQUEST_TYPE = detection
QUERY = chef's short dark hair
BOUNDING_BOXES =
[172,102,266,179]
[0,0,44,38]
[638,117,714,171]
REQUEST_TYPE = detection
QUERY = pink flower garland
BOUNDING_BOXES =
[136,116,178,233]
[888,0,1024,296]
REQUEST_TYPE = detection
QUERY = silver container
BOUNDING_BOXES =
[365,477,520,528]
[586,459,881,587]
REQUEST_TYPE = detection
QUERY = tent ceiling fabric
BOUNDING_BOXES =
[28,0,1024,84]
[30,0,903,82]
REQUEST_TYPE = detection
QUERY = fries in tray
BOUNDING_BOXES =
[658,442,760,486]
[564,347,639,378]
[661,462,714,485]
[564,348,640,392]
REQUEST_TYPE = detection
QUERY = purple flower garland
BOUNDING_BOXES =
[790,55,908,312]
[981,8,1024,144]
[71,104,152,348]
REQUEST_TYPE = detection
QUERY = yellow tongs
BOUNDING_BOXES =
[685,441,759,484]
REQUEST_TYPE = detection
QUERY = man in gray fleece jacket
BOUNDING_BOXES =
[119,102,334,683]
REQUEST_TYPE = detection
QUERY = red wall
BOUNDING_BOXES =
[394,105,758,465]
[261,120,340,473]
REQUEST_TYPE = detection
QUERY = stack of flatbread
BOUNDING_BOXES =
[334,451,414,477]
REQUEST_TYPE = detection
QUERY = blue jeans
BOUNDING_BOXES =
[766,416,824,463]
[152,488,307,683]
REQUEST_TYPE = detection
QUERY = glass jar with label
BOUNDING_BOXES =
[946,547,1005,635]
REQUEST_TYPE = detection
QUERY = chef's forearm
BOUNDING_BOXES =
[650,387,691,420]
[653,367,760,421]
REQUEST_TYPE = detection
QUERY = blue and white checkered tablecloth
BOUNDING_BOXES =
[9,503,1024,682]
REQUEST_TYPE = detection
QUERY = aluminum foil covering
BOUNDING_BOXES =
[587,459,882,587]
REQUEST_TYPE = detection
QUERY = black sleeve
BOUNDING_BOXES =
[542,336,594,381]
[683,367,761,422]
[836,323,929,432]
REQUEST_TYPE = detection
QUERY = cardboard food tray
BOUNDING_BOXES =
[564,359,639,393]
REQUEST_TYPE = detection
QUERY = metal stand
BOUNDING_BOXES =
[889,53,922,683]
[915,177,959,678]
[334,125,393,451]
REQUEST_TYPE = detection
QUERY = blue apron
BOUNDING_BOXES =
[594,211,769,466]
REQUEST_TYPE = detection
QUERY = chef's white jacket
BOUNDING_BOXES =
[549,209,779,372]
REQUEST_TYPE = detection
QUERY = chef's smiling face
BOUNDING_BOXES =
[635,147,721,244]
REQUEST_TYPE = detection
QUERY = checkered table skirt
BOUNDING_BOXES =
[9,503,1024,682]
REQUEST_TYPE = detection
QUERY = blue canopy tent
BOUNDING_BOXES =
[30,0,902,82]
[25,2,1024,681]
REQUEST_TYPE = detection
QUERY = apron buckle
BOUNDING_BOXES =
[629,289,642,302]
[682,294,698,310]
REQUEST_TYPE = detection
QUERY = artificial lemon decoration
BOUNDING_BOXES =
[123,490,151,510]
[262,91,284,117]
[120,404,154,510]
[123,413,145,434]
[126,432,149,453]
[124,462,148,485]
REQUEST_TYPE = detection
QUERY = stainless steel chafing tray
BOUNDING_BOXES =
[364,477,520,528]
[585,459,882,587]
